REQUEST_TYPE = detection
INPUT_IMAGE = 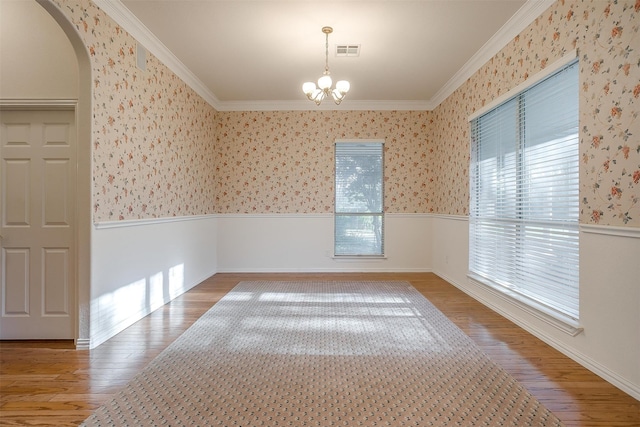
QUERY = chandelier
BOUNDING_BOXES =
[302,26,350,105]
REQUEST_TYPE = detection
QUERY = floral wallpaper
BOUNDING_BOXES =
[579,0,639,226]
[49,0,638,227]
[431,0,640,226]
[52,0,217,222]
[214,111,433,213]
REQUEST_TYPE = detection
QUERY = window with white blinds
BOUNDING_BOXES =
[335,141,384,256]
[469,58,580,324]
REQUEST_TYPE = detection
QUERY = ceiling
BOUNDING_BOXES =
[96,0,552,111]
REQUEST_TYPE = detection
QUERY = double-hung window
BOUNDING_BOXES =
[469,56,580,328]
[334,140,384,256]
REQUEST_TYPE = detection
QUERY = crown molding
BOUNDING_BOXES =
[94,0,551,113]
[92,0,222,110]
[430,0,556,109]
[216,99,434,112]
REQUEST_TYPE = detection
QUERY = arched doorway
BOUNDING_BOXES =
[0,0,92,347]
[37,0,93,348]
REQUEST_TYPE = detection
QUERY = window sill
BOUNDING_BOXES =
[467,274,583,337]
[332,255,387,261]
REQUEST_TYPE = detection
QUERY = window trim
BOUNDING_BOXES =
[469,49,578,122]
[334,139,385,257]
[467,273,583,336]
[467,51,581,335]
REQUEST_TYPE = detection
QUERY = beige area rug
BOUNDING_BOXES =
[81,281,564,426]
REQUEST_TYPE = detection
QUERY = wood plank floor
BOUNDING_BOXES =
[1,273,638,426]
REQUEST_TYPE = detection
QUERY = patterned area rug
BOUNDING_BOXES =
[81,281,564,426]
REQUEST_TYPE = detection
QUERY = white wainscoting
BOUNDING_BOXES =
[215,213,432,272]
[89,215,218,348]
[86,211,639,399]
[431,214,640,400]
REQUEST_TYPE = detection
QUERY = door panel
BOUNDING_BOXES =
[3,248,29,315]
[43,248,69,315]
[43,159,71,226]
[4,122,30,147]
[0,109,76,339]
[3,159,30,226]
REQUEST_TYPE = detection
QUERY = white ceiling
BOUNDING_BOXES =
[97,0,553,111]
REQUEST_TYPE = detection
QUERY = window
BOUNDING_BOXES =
[469,58,579,325]
[334,141,384,256]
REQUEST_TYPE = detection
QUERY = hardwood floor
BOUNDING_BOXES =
[1,273,638,426]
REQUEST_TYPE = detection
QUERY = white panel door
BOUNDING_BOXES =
[0,109,76,339]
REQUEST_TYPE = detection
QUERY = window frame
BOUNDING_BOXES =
[334,139,385,257]
[468,51,582,335]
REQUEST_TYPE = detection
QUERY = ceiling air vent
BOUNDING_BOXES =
[335,44,360,57]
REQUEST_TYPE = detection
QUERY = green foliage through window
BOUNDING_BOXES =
[335,142,384,256]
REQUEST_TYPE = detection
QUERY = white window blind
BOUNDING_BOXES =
[335,141,384,256]
[469,59,580,323]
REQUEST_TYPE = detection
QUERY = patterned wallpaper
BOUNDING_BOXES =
[50,0,638,227]
[52,0,217,222]
[580,1,639,226]
[214,111,433,213]
[431,0,640,226]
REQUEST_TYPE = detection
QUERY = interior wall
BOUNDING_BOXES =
[431,216,640,399]
[90,216,218,348]
[216,214,431,272]
[429,0,640,399]
[213,110,435,273]
[431,0,640,229]
[0,0,78,99]
[214,110,434,214]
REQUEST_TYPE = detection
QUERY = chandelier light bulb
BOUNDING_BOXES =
[302,82,316,95]
[318,74,332,90]
[336,80,350,94]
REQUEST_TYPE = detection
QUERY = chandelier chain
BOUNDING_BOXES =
[324,30,330,74]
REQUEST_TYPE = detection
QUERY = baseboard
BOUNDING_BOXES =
[433,269,640,401]
[74,338,91,350]
[214,267,433,273]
